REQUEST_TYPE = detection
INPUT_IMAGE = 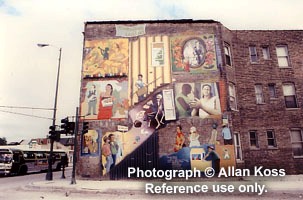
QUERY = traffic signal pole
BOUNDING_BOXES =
[71,107,79,184]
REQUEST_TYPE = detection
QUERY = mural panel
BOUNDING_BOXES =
[151,42,165,67]
[81,129,100,156]
[81,80,129,120]
[174,82,222,119]
[160,144,235,172]
[83,38,129,78]
[101,131,125,174]
[171,35,217,73]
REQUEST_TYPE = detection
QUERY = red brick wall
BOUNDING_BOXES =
[228,30,303,174]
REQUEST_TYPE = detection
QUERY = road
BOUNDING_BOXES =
[0,168,303,200]
[0,168,76,200]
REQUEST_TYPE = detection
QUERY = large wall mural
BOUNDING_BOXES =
[81,80,129,120]
[171,35,217,73]
[83,38,129,78]
[78,28,235,178]
[174,82,222,119]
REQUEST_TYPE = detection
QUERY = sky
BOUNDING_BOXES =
[0,0,303,143]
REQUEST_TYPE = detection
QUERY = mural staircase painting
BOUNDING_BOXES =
[106,81,237,179]
[107,83,171,179]
[109,131,159,180]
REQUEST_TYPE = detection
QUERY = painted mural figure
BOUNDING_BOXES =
[101,136,113,173]
[174,125,185,152]
[83,131,98,154]
[193,41,205,66]
[107,43,128,75]
[115,133,123,163]
[175,84,193,118]
[155,94,165,129]
[188,126,200,147]
[98,84,114,119]
[142,100,154,127]
[190,84,221,118]
[109,134,119,170]
[223,148,231,160]
[136,74,146,101]
[98,47,109,60]
[221,123,232,145]
[86,84,97,116]
[208,123,218,145]
[204,145,220,173]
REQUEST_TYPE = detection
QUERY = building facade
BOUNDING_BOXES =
[76,20,303,178]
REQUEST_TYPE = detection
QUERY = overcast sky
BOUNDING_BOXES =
[0,0,302,143]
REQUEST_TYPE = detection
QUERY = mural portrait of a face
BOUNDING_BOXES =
[182,38,206,68]
[171,35,217,73]
[174,82,222,119]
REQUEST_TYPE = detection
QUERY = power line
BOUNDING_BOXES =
[0,109,53,120]
[0,105,53,111]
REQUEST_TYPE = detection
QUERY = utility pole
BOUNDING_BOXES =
[38,44,62,181]
[71,107,79,184]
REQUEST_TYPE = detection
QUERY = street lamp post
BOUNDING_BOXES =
[37,43,62,181]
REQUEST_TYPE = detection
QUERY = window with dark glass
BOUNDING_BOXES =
[229,83,237,110]
[267,130,277,147]
[249,46,258,63]
[282,83,298,108]
[224,43,232,66]
[234,133,242,160]
[249,131,259,148]
[290,129,303,157]
[268,83,277,98]
[262,46,270,60]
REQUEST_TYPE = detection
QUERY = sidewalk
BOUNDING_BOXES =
[24,175,303,195]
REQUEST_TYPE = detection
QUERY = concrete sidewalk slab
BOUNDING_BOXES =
[24,175,303,195]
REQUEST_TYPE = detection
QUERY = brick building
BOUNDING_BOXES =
[76,19,303,178]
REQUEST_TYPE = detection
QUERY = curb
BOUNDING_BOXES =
[23,179,303,195]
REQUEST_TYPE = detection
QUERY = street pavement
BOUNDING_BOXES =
[22,174,303,199]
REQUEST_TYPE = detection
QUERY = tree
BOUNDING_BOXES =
[0,137,7,145]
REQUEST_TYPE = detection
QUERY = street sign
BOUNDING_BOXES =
[117,125,128,132]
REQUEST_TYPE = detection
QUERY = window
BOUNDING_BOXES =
[224,43,232,66]
[228,83,237,110]
[234,133,243,161]
[249,131,259,148]
[262,46,270,59]
[276,45,290,67]
[290,129,303,157]
[268,83,277,99]
[267,130,277,147]
[249,46,258,63]
[282,83,298,108]
[254,84,264,104]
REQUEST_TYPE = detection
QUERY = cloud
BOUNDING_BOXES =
[0,0,20,16]
[1,0,303,142]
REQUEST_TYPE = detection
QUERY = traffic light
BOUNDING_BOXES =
[61,117,69,133]
[61,117,75,135]
[49,125,56,135]
[54,131,61,142]
[67,122,75,135]
[48,125,60,142]
[82,122,89,134]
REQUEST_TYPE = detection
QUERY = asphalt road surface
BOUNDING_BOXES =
[0,168,302,200]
